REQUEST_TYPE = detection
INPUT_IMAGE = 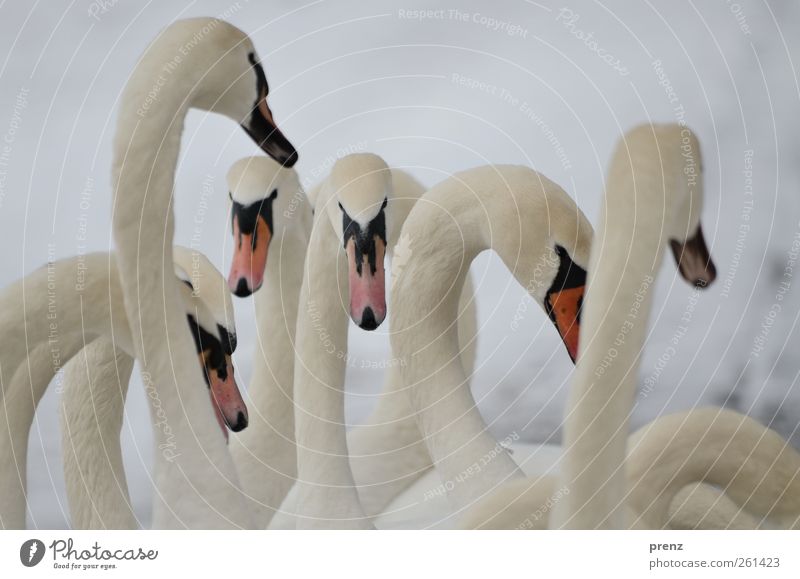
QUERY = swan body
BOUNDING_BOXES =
[458,409,800,530]
[389,164,592,511]
[0,249,243,529]
[110,18,296,528]
[552,124,717,529]
[374,442,561,529]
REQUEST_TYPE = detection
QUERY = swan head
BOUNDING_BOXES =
[140,18,297,166]
[174,249,248,441]
[326,153,392,330]
[542,245,588,363]
[225,156,301,296]
[620,124,717,289]
[662,128,716,288]
[183,306,248,442]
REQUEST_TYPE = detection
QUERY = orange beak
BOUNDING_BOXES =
[209,353,248,432]
[228,214,271,297]
[547,286,584,363]
[199,352,249,442]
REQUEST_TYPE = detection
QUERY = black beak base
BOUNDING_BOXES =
[241,120,298,167]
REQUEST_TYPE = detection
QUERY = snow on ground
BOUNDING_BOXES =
[0,0,798,528]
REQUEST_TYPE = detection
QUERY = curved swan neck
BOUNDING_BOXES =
[112,52,195,208]
[111,45,250,528]
[0,254,127,529]
[0,254,130,369]
[393,165,590,348]
[391,165,592,508]
[554,127,697,529]
[627,409,800,529]
[553,211,663,528]
[569,182,669,406]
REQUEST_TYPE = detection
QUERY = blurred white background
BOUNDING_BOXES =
[0,0,799,528]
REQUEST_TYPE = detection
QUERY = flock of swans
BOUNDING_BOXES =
[1,17,799,531]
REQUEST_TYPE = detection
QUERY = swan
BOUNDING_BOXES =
[360,409,796,529]
[58,248,243,529]
[450,125,795,531]
[458,408,800,529]
[291,153,436,529]
[0,248,246,529]
[552,123,717,529]
[389,164,593,512]
[109,17,296,528]
[223,155,478,527]
[222,156,312,526]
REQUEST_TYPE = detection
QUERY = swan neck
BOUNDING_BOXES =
[554,171,672,529]
[109,56,250,528]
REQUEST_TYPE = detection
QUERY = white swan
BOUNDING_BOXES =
[222,156,477,527]
[59,248,243,529]
[109,17,296,528]
[451,126,795,531]
[458,408,800,529]
[291,153,431,528]
[0,249,245,529]
[222,156,312,527]
[552,123,717,529]
[389,164,592,512]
